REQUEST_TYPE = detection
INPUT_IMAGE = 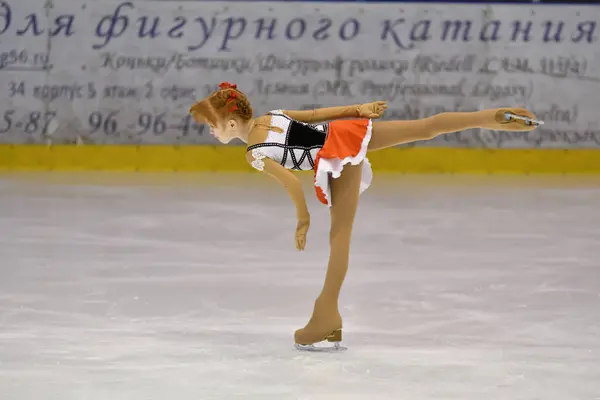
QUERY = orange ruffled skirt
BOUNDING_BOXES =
[313,119,373,207]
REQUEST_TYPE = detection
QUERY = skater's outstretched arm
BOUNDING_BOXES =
[245,151,310,251]
[284,101,388,123]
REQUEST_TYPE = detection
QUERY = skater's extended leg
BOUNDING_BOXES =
[294,162,362,346]
[368,107,538,151]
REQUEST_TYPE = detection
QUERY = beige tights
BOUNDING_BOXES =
[294,108,538,345]
[368,108,538,151]
[294,162,362,345]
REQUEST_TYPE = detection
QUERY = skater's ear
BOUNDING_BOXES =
[227,118,238,131]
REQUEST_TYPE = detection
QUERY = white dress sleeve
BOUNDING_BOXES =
[249,148,267,171]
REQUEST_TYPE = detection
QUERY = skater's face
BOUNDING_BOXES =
[208,119,238,144]
[189,88,252,144]
[190,108,236,144]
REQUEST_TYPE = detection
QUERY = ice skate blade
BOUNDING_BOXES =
[294,342,347,352]
[294,329,346,352]
[501,112,544,126]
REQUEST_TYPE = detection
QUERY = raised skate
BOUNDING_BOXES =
[495,109,544,127]
[502,111,544,126]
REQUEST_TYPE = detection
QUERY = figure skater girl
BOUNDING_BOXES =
[189,82,541,351]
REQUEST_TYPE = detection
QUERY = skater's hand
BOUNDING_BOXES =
[295,215,310,251]
[357,101,388,119]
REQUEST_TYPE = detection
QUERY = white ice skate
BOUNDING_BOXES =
[294,328,347,352]
[503,112,544,127]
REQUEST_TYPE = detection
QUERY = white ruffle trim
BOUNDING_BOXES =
[314,119,373,207]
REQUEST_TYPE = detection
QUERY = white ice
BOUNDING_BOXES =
[0,173,599,400]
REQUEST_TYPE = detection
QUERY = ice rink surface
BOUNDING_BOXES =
[0,172,599,400]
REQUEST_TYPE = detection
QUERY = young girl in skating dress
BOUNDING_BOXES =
[189,82,541,351]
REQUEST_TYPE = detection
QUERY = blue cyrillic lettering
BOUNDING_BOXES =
[480,20,501,42]
[16,14,44,36]
[572,21,596,43]
[219,17,246,51]
[188,17,216,51]
[313,18,331,41]
[285,18,306,40]
[254,18,276,40]
[93,2,134,50]
[138,16,160,38]
[410,20,431,42]
[0,1,11,35]
[339,18,359,40]
[542,21,564,43]
[381,19,414,50]
[168,16,186,38]
[441,20,472,41]
[50,15,75,37]
[511,20,532,42]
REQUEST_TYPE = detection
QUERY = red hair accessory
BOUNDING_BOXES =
[218,82,239,113]
[225,91,238,112]
[219,82,237,90]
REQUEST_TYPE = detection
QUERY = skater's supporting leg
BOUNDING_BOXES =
[367,108,538,151]
[321,162,362,301]
[294,162,363,345]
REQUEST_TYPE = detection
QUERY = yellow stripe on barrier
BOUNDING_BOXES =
[0,145,599,174]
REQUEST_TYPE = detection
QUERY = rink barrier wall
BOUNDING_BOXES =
[1,145,599,174]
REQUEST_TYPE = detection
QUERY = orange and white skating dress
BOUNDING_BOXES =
[246,110,373,207]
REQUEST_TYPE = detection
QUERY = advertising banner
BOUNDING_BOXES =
[0,1,598,147]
